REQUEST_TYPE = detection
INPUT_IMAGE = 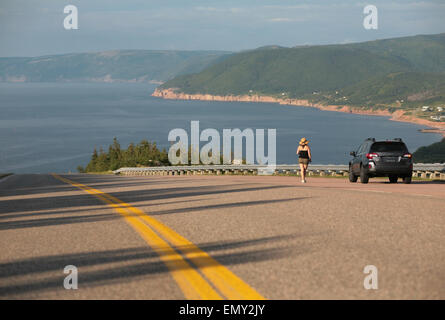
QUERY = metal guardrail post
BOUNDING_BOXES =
[113,164,445,178]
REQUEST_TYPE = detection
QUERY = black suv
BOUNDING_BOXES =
[349,138,413,184]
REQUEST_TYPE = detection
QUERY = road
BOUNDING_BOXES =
[0,173,444,299]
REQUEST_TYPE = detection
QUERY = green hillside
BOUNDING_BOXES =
[351,33,445,73]
[311,72,445,111]
[0,50,230,83]
[160,33,445,115]
[161,45,411,96]
[413,138,445,163]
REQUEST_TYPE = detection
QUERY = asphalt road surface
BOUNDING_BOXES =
[1,173,444,299]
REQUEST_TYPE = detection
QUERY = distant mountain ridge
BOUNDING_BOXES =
[0,50,230,83]
[158,33,445,127]
[161,45,413,96]
[349,33,445,73]
[160,33,445,97]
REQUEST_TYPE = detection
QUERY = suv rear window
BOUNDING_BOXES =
[370,142,408,153]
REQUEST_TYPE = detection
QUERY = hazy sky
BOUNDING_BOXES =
[1,0,444,57]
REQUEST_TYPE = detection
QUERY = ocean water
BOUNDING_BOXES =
[0,82,441,173]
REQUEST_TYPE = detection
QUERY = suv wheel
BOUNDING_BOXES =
[360,165,369,184]
[349,166,358,183]
[389,175,398,183]
[403,176,412,184]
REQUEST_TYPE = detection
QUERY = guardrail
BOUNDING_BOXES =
[114,164,445,180]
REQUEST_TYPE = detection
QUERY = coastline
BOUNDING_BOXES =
[153,88,445,137]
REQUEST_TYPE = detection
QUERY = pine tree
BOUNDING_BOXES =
[82,138,171,172]
[85,147,98,172]
[109,137,121,170]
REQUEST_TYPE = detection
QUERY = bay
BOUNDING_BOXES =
[0,82,441,173]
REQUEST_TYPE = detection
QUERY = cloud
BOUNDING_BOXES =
[268,18,293,22]
[195,6,243,14]
[1,0,444,56]
[267,17,304,23]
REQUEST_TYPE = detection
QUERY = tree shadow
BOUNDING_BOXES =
[6,178,198,197]
[0,182,293,215]
[0,213,118,231]
[144,197,309,216]
[0,196,306,231]
[0,234,314,297]
[0,198,210,221]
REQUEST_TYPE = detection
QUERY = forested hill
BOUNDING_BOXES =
[159,33,445,114]
[413,138,445,163]
[350,33,445,73]
[0,50,230,83]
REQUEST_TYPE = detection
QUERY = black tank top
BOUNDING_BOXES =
[299,150,309,159]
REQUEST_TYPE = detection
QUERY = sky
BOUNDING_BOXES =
[0,0,444,57]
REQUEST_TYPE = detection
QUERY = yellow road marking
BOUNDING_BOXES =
[53,174,221,300]
[52,174,265,300]
[97,187,265,300]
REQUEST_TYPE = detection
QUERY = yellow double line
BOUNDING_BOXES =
[52,174,264,300]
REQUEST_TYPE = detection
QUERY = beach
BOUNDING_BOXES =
[153,88,445,137]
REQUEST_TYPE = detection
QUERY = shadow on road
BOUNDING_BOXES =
[0,198,208,221]
[0,174,231,197]
[409,180,445,184]
[0,234,306,297]
[0,196,304,231]
[0,174,314,297]
[0,213,117,230]
[146,197,308,216]
[0,175,294,216]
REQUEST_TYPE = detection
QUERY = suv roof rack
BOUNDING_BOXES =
[384,138,403,142]
[365,137,376,142]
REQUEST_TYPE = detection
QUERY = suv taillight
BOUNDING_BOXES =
[366,153,379,159]
[403,153,412,158]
